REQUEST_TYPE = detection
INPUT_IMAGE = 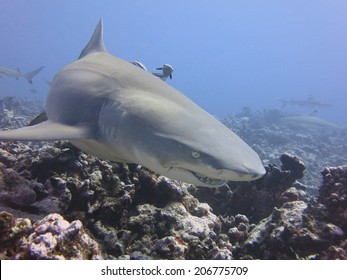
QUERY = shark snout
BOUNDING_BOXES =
[216,163,266,181]
[243,165,266,179]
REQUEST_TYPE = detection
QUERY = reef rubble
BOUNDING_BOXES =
[0,97,346,259]
[221,107,347,191]
[0,212,101,259]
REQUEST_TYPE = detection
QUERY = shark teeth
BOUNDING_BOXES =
[191,171,225,186]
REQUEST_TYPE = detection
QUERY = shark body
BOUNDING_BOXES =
[0,20,265,187]
[0,65,44,84]
[279,115,341,131]
[278,96,331,109]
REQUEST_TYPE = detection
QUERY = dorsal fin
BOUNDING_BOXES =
[78,19,107,59]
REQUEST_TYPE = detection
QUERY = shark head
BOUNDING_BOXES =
[133,128,266,187]
[0,19,266,188]
[98,87,266,187]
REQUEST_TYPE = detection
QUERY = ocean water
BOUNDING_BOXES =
[1,1,347,263]
[0,0,346,125]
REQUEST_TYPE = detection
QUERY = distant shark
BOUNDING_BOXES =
[0,65,44,84]
[278,96,331,109]
[0,20,265,187]
[279,115,341,131]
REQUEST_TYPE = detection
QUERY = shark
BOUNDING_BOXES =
[278,96,331,109]
[279,115,342,131]
[0,20,265,187]
[0,65,44,84]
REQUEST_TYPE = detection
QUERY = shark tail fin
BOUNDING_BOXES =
[0,121,92,141]
[23,66,44,84]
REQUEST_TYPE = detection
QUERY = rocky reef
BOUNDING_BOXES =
[221,107,347,192]
[0,97,346,259]
[0,212,101,259]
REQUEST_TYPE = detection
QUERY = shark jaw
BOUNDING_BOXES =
[158,164,265,187]
[190,170,226,186]
[154,163,242,187]
[163,166,226,187]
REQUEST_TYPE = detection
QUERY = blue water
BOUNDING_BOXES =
[0,0,346,125]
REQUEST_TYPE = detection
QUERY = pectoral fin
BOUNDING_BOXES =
[0,121,92,141]
[28,111,48,126]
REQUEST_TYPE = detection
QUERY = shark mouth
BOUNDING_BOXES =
[191,171,226,186]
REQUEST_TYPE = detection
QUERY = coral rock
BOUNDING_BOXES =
[154,236,188,259]
[280,153,306,180]
[0,212,101,259]
[319,165,347,230]
[241,201,325,259]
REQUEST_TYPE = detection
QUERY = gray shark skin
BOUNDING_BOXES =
[0,65,44,84]
[0,20,265,187]
[279,115,341,131]
[0,66,21,79]
[278,96,331,109]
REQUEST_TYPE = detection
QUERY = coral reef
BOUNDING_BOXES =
[0,212,101,259]
[237,201,324,259]
[0,97,346,259]
[319,166,347,231]
[222,108,347,190]
[192,153,308,223]
[0,96,43,129]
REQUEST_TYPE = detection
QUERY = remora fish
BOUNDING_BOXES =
[279,115,341,131]
[153,64,174,80]
[0,65,44,84]
[0,20,265,187]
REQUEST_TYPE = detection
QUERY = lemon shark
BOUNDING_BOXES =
[0,20,265,187]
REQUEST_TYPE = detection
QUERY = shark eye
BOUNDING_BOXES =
[191,151,200,159]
